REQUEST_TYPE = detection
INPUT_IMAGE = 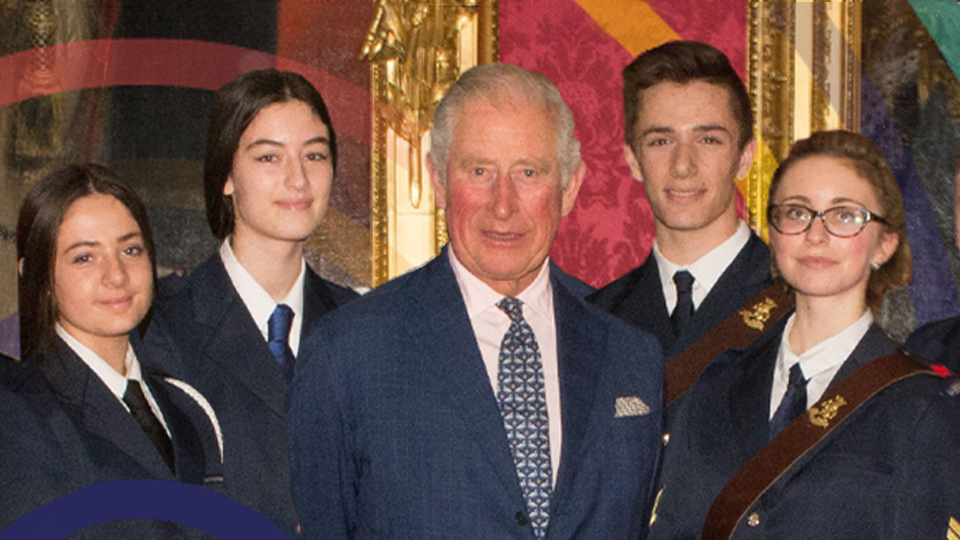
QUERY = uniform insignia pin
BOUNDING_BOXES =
[808,395,847,428]
[739,297,778,331]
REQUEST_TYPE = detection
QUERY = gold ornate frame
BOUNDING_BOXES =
[364,0,498,287]
[746,1,861,238]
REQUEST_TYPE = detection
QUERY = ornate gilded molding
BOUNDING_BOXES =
[746,0,860,240]
[364,0,497,286]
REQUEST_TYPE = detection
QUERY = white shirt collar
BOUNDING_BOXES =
[448,248,553,320]
[779,310,875,382]
[220,238,306,353]
[56,323,141,400]
[654,220,751,309]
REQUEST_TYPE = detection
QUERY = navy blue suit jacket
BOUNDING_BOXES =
[142,253,358,531]
[649,320,960,539]
[0,341,222,537]
[905,314,960,373]
[288,250,664,540]
[588,233,772,359]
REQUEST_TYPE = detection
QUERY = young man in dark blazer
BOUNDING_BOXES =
[589,42,769,366]
[289,63,664,540]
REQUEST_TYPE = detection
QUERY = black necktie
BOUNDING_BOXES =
[671,270,695,336]
[769,363,808,439]
[123,379,175,473]
[268,304,296,383]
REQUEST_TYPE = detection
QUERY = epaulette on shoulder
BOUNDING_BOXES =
[910,353,960,397]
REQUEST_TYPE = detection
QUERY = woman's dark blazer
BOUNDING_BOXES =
[648,319,960,540]
[142,253,358,533]
[0,341,223,537]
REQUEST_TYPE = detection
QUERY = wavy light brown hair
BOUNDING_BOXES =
[768,130,912,315]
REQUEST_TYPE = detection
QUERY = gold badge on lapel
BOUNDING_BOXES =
[739,297,778,331]
[614,396,650,418]
[808,395,847,428]
[947,516,960,540]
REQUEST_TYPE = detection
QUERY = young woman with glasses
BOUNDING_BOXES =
[647,130,960,539]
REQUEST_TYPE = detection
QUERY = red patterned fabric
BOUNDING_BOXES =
[500,0,747,288]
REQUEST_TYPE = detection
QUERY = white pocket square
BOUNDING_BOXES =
[614,396,651,417]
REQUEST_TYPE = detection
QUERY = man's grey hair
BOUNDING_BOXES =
[429,63,581,187]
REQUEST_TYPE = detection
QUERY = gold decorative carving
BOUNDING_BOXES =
[739,297,778,332]
[808,395,847,428]
[812,1,830,135]
[364,0,497,286]
[746,1,860,240]
[747,0,794,237]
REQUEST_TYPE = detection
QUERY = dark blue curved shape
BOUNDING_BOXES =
[0,480,291,539]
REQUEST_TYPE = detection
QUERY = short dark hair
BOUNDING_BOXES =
[16,164,157,360]
[204,69,337,239]
[768,130,912,315]
[622,40,753,151]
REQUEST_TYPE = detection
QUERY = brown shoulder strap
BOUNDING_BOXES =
[700,353,935,540]
[665,284,794,405]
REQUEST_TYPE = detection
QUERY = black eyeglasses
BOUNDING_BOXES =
[767,204,888,238]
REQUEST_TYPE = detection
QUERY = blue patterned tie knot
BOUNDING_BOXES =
[268,304,296,384]
[496,297,552,538]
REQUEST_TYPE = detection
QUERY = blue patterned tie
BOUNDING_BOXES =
[268,304,296,383]
[497,297,552,538]
[770,363,808,439]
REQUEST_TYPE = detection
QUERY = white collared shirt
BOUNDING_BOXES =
[769,310,874,417]
[220,238,306,356]
[654,220,752,314]
[449,249,562,485]
[56,324,170,436]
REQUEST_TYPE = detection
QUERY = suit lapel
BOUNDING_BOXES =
[300,266,340,346]
[47,341,177,480]
[829,324,898,388]
[145,374,206,484]
[613,257,675,352]
[726,326,781,458]
[549,271,604,514]
[190,257,287,418]
[408,251,527,509]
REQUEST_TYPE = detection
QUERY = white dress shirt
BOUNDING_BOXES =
[56,324,170,436]
[449,250,562,486]
[220,238,306,356]
[654,220,751,314]
[769,310,874,417]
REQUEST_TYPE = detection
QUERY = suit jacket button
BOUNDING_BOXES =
[662,432,670,446]
[746,512,761,527]
[515,511,528,526]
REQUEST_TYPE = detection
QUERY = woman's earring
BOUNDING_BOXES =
[870,262,881,271]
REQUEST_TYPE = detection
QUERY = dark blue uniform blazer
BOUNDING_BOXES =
[0,341,222,537]
[288,249,664,540]
[588,233,772,359]
[649,320,960,540]
[142,253,358,532]
[905,314,960,373]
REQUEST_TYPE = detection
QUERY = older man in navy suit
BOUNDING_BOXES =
[289,63,664,540]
